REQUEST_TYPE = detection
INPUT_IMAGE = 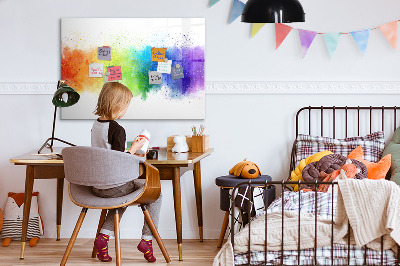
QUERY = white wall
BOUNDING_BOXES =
[1,0,400,240]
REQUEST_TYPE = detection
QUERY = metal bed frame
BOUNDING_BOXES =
[230,106,400,266]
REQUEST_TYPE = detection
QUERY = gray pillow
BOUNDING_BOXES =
[382,126,400,184]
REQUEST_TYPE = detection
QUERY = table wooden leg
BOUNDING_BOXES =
[172,167,183,261]
[193,161,204,242]
[56,178,64,241]
[20,165,35,259]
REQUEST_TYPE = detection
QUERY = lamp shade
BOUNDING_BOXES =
[52,83,80,107]
[241,0,305,23]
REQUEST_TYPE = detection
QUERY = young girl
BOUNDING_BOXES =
[91,82,162,263]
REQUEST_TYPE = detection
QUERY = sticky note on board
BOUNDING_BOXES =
[149,71,163,84]
[151,47,167,62]
[89,63,103,77]
[98,46,111,61]
[171,64,184,80]
[107,66,122,81]
[157,60,172,74]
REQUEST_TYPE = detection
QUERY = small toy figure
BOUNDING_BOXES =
[1,192,44,247]
[229,159,261,179]
[172,135,189,153]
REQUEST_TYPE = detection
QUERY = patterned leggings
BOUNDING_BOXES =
[92,180,162,240]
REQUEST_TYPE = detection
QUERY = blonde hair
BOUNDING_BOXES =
[95,82,133,120]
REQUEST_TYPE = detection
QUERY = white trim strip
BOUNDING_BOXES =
[1,81,400,95]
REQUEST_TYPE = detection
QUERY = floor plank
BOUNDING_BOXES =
[0,239,221,265]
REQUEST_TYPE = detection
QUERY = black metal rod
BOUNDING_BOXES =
[298,180,301,266]
[333,106,336,138]
[281,181,284,266]
[314,181,318,266]
[248,181,252,264]
[264,180,268,266]
[331,183,334,265]
[50,105,57,148]
[321,106,324,136]
[370,107,373,134]
[345,106,348,138]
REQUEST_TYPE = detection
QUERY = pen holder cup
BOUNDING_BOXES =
[191,135,209,153]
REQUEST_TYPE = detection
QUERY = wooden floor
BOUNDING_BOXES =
[0,239,221,265]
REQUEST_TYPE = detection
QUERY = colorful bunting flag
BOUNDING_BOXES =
[229,0,245,24]
[298,29,317,58]
[323,33,341,58]
[275,23,293,49]
[351,29,370,55]
[209,0,220,7]
[378,21,398,50]
[251,23,266,38]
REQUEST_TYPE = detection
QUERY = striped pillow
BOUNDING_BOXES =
[294,131,385,166]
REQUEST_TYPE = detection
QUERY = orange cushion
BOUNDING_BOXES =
[347,146,391,180]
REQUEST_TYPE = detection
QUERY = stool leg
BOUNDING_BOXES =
[114,209,121,266]
[92,209,107,258]
[217,211,230,248]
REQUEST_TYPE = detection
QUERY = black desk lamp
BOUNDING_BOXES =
[38,80,80,154]
[241,0,305,23]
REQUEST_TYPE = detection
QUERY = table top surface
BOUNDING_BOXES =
[10,147,214,166]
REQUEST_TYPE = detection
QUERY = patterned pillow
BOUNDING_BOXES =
[294,131,385,166]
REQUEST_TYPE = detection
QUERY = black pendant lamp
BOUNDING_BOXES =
[242,0,305,23]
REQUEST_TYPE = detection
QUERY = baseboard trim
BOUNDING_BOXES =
[1,81,400,95]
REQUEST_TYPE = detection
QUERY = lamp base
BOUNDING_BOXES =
[38,137,76,154]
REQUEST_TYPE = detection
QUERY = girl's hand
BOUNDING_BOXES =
[129,137,147,154]
[134,149,149,157]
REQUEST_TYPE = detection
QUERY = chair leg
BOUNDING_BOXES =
[217,211,230,248]
[141,205,171,263]
[60,208,88,266]
[91,209,108,258]
[114,209,121,266]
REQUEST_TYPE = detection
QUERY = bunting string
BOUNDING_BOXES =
[209,0,400,58]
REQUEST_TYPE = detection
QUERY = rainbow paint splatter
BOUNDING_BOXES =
[61,18,205,120]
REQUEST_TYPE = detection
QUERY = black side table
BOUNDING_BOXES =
[215,175,275,248]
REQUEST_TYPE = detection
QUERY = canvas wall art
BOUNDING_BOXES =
[61,18,205,119]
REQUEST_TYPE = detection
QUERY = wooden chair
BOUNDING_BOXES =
[60,146,171,265]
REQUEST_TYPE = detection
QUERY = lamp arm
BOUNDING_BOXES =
[50,105,57,148]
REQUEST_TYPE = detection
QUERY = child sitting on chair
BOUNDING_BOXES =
[91,82,162,263]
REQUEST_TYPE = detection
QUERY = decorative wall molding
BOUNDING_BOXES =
[1,81,400,95]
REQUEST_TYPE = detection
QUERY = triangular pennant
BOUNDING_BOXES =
[298,29,317,58]
[351,29,370,55]
[229,0,245,24]
[251,23,266,38]
[378,21,398,50]
[323,33,341,58]
[275,23,293,49]
[209,0,220,7]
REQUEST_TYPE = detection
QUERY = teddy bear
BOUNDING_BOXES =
[1,192,44,247]
[229,159,261,179]
[172,135,189,153]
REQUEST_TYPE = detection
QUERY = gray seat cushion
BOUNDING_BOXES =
[69,180,145,208]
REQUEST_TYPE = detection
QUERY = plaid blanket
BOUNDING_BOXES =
[234,191,397,265]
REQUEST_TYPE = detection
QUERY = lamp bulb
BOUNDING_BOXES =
[61,92,69,103]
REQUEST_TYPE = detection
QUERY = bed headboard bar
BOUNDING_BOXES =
[296,106,399,138]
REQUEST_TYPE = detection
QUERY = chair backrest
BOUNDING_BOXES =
[62,146,145,187]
